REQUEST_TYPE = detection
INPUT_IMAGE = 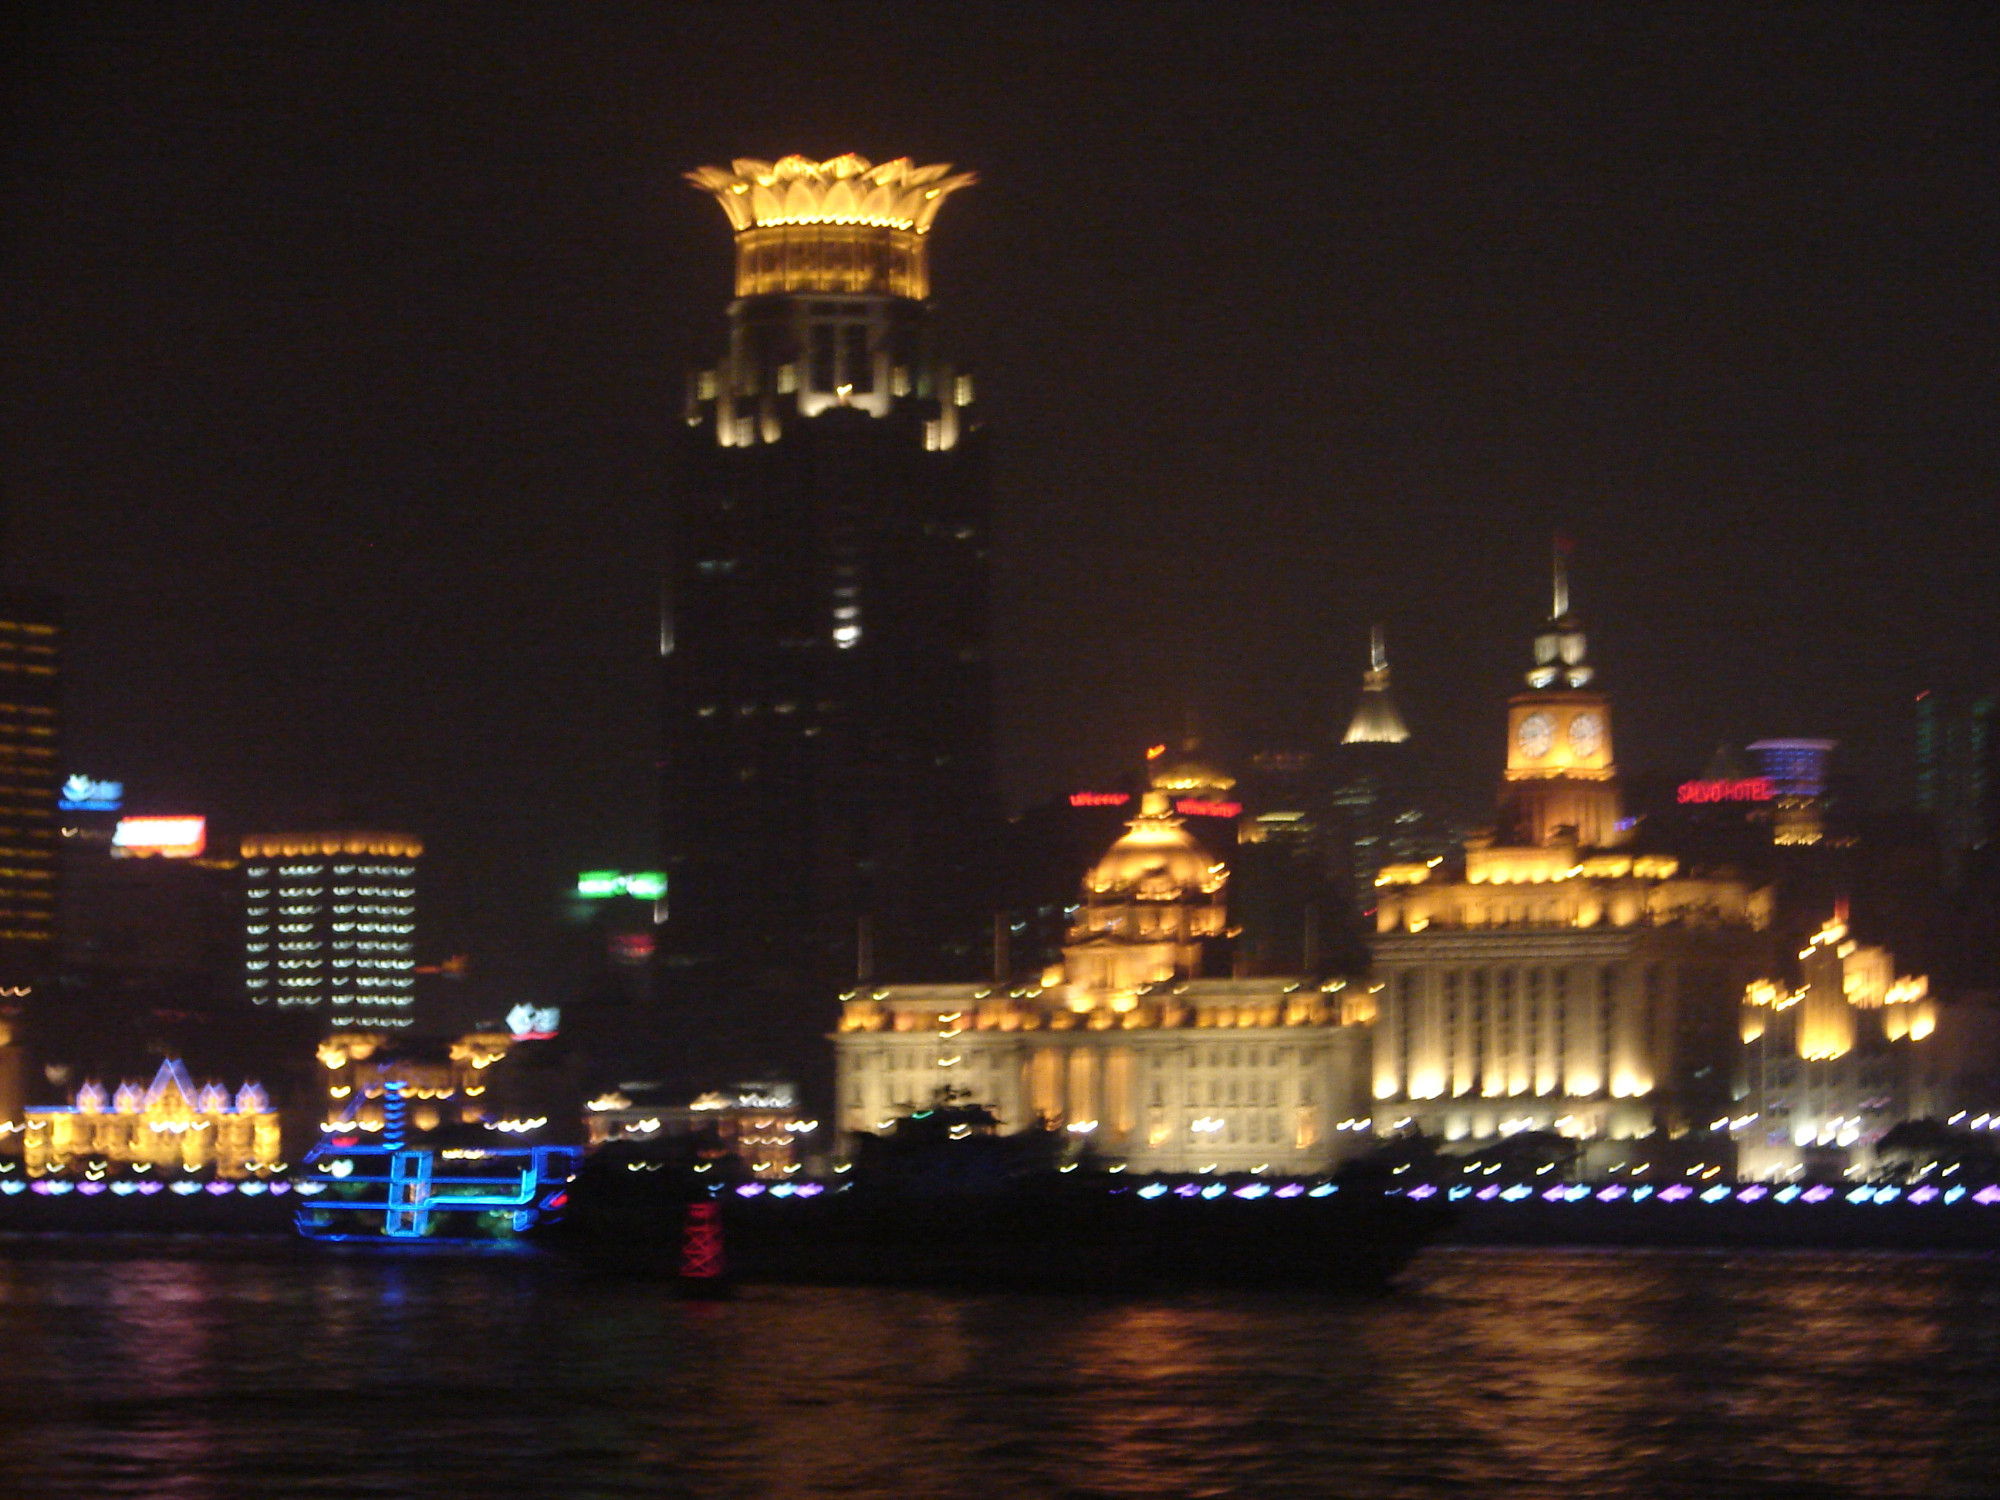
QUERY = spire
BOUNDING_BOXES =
[1527,540,1593,690]
[1343,624,1410,745]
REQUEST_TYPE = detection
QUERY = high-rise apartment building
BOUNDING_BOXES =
[664,155,997,1084]
[242,832,421,1032]
[0,591,60,983]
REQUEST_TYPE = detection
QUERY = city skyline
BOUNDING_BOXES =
[4,4,1995,1020]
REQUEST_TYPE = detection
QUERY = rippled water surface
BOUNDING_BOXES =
[1,1241,1998,1498]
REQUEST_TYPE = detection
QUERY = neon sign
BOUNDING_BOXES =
[1068,792,1130,808]
[1676,779,1774,804]
[576,871,668,899]
[111,816,207,858]
[506,1003,561,1041]
[1175,798,1243,819]
[59,775,123,812]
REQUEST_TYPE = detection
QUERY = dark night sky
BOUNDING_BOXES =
[4,3,1995,1023]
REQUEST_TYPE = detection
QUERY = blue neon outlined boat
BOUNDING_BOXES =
[295,1081,581,1244]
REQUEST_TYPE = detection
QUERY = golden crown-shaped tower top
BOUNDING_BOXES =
[687,155,976,233]
[687,155,976,298]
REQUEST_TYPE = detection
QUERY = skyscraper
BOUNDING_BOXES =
[0,591,61,985]
[1329,624,1429,911]
[241,832,421,1032]
[664,155,996,1087]
[1915,691,1996,880]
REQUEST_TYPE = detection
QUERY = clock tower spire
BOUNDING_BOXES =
[1500,542,1625,848]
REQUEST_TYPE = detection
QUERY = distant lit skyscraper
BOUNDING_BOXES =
[1748,737,1837,847]
[1341,625,1409,747]
[242,833,421,1031]
[0,590,60,980]
[1915,692,1995,872]
[663,155,996,1082]
[1747,738,1836,800]
[1329,624,1433,909]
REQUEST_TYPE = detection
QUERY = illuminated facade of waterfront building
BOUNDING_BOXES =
[835,791,1375,1173]
[242,832,420,1032]
[1369,564,1773,1144]
[584,1079,814,1180]
[665,155,997,1088]
[1733,913,1952,1176]
[315,1029,520,1137]
[22,1057,280,1179]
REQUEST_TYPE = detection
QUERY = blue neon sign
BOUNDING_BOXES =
[59,775,124,812]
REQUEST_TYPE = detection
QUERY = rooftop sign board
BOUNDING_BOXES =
[111,816,207,858]
[1175,798,1243,819]
[59,776,123,812]
[576,871,668,900]
[1676,779,1774,804]
[506,1003,560,1041]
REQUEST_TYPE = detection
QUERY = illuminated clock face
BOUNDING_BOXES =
[1568,712,1604,758]
[1517,711,1555,760]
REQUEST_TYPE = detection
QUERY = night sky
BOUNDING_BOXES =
[4,3,1995,1024]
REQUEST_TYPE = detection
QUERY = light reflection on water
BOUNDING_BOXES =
[0,1243,1996,1498]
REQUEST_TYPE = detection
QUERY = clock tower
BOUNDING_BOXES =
[1499,547,1626,848]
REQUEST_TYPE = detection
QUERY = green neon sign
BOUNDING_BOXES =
[576,871,667,900]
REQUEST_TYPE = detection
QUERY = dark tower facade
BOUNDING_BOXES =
[663,155,995,1089]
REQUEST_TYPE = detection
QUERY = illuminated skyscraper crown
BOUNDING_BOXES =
[687,154,976,299]
[1343,624,1410,744]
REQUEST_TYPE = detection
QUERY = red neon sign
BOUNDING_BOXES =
[1175,798,1243,819]
[1677,779,1774,804]
[1069,792,1130,807]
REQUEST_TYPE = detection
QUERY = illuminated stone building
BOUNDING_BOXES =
[22,1057,281,1179]
[664,154,997,1088]
[314,1029,525,1137]
[835,791,1375,1174]
[0,591,61,989]
[1369,566,1773,1145]
[1733,913,1951,1177]
[583,1079,815,1180]
[242,832,420,1032]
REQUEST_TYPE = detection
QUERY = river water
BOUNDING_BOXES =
[0,1241,1996,1499]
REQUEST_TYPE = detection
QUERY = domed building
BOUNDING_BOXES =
[1063,791,1228,995]
[833,775,1376,1174]
[1146,735,1237,803]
